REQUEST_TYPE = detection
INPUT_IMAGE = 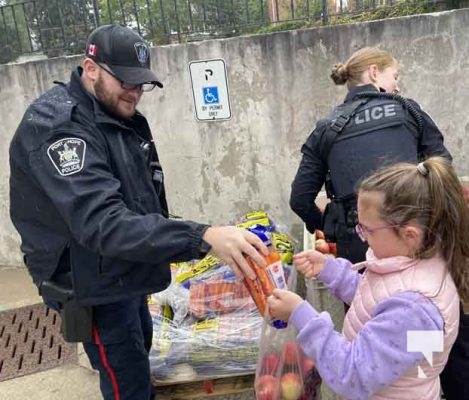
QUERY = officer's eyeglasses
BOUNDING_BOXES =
[355,223,401,242]
[97,63,157,92]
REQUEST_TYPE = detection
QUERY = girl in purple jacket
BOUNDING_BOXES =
[268,156,469,400]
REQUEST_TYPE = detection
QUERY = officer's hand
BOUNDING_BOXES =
[203,226,268,280]
[267,288,303,321]
[293,250,328,279]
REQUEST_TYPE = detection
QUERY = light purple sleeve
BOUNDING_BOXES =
[316,256,362,305]
[289,291,444,400]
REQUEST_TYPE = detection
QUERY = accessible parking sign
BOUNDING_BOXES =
[189,59,231,121]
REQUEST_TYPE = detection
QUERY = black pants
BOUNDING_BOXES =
[83,296,155,400]
[440,310,469,400]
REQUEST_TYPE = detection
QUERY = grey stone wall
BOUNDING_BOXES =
[1,9,468,267]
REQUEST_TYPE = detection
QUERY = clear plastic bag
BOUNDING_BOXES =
[254,267,321,399]
[149,266,264,381]
[188,265,257,318]
[149,210,298,382]
[254,321,314,400]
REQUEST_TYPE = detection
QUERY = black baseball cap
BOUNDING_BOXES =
[85,24,163,88]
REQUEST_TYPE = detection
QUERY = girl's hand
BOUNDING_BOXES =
[267,289,303,321]
[293,250,328,279]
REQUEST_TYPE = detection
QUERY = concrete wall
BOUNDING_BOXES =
[1,9,468,267]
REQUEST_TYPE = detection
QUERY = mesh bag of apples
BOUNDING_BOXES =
[255,320,321,400]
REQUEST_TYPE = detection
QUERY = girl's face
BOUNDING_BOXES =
[357,191,413,259]
[375,61,400,94]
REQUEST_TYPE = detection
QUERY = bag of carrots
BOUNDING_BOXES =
[241,227,290,327]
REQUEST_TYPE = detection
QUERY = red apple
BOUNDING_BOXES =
[280,372,303,400]
[257,391,276,400]
[256,374,279,400]
[282,340,300,366]
[328,242,337,256]
[262,353,281,375]
[315,229,325,240]
[300,357,315,379]
[315,239,329,254]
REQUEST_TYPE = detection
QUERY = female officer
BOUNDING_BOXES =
[289,46,465,399]
[289,46,451,263]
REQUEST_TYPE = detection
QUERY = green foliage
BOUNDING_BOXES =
[327,0,440,25]
[256,20,311,34]
[248,0,442,35]
[1,0,94,63]
[97,0,267,45]
[33,0,93,58]
[0,0,458,64]
[0,1,31,63]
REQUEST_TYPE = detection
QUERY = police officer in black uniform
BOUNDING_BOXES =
[290,47,451,263]
[290,47,469,400]
[9,24,267,400]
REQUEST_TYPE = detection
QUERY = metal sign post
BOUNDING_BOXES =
[189,59,231,121]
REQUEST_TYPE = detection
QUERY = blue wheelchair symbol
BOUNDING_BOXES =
[203,86,219,105]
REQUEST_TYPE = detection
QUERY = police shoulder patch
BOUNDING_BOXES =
[47,138,86,176]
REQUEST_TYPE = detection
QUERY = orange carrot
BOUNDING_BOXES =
[243,276,267,316]
[247,257,275,297]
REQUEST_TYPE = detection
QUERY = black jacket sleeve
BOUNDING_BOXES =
[408,99,453,161]
[290,122,328,234]
[27,124,208,265]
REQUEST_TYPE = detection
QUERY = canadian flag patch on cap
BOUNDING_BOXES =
[87,44,97,57]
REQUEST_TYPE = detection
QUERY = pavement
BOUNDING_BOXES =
[0,266,257,400]
[0,265,102,400]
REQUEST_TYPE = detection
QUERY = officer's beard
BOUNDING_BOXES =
[94,74,136,120]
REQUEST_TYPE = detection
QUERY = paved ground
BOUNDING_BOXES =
[0,266,101,400]
[0,266,258,400]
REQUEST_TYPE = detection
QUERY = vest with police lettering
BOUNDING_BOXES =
[343,252,460,400]
[327,97,420,198]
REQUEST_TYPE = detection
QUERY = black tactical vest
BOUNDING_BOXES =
[325,95,421,198]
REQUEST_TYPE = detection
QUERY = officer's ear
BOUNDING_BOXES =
[82,58,99,83]
[368,64,379,83]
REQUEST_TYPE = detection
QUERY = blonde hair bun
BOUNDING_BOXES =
[330,63,349,85]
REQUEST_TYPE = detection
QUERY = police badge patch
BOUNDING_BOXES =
[134,42,149,65]
[47,138,86,176]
